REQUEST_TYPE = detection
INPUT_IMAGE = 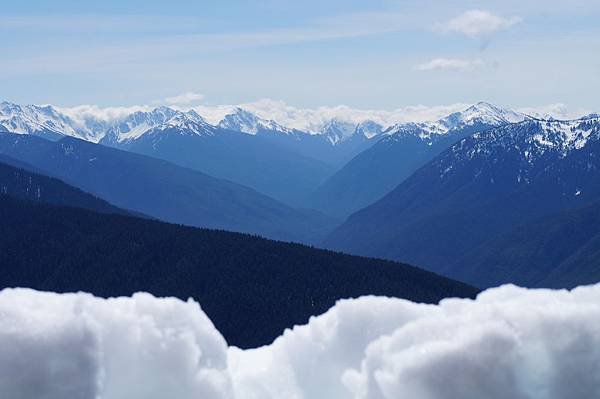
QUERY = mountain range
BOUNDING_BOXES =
[311,102,529,218]
[3,98,600,289]
[325,117,600,288]
[0,102,385,206]
[0,101,530,211]
[0,133,335,243]
[0,165,477,347]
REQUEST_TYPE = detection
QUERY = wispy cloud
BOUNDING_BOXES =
[415,58,486,72]
[0,15,207,33]
[194,98,471,130]
[58,104,153,124]
[164,92,205,105]
[436,10,522,37]
[0,11,416,76]
[56,98,472,130]
[53,98,595,130]
[518,103,592,120]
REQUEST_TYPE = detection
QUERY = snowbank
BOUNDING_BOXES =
[0,290,231,399]
[1,284,599,399]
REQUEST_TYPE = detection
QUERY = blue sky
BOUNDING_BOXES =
[2,0,600,111]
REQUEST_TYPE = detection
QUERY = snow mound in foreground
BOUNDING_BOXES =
[1,284,599,399]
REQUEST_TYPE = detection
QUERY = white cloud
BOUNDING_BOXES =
[49,100,474,134]
[194,99,470,131]
[438,10,522,37]
[2,284,600,398]
[165,92,205,106]
[518,103,592,120]
[415,58,486,72]
[59,104,153,123]
[51,98,597,137]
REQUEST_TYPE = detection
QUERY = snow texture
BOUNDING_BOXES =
[1,283,600,399]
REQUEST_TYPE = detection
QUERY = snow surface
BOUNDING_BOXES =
[1,284,600,399]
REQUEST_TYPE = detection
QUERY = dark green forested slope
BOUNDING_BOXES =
[0,159,130,215]
[0,196,478,348]
[455,200,600,288]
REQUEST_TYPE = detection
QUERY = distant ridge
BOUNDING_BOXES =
[311,102,529,218]
[325,117,600,289]
[0,133,336,243]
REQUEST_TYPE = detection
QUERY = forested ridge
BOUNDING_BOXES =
[0,195,478,348]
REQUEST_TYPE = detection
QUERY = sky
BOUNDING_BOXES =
[2,0,600,112]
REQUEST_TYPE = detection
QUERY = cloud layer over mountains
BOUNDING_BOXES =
[1,284,599,399]
[56,98,591,133]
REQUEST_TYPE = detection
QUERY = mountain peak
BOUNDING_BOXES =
[320,119,357,144]
[355,120,383,139]
[442,102,527,130]
[471,101,501,111]
[218,107,295,136]
[0,101,82,139]
[382,102,528,145]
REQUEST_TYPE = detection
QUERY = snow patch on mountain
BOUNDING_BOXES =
[431,117,600,188]
[467,118,600,160]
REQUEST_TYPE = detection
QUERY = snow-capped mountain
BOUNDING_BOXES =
[101,107,215,146]
[383,102,529,142]
[218,107,298,136]
[0,102,86,140]
[451,117,600,172]
[354,120,384,139]
[0,101,384,148]
[324,117,600,287]
[0,102,220,146]
[1,100,533,150]
[311,103,530,218]
[319,119,360,145]
[441,101,526,128]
